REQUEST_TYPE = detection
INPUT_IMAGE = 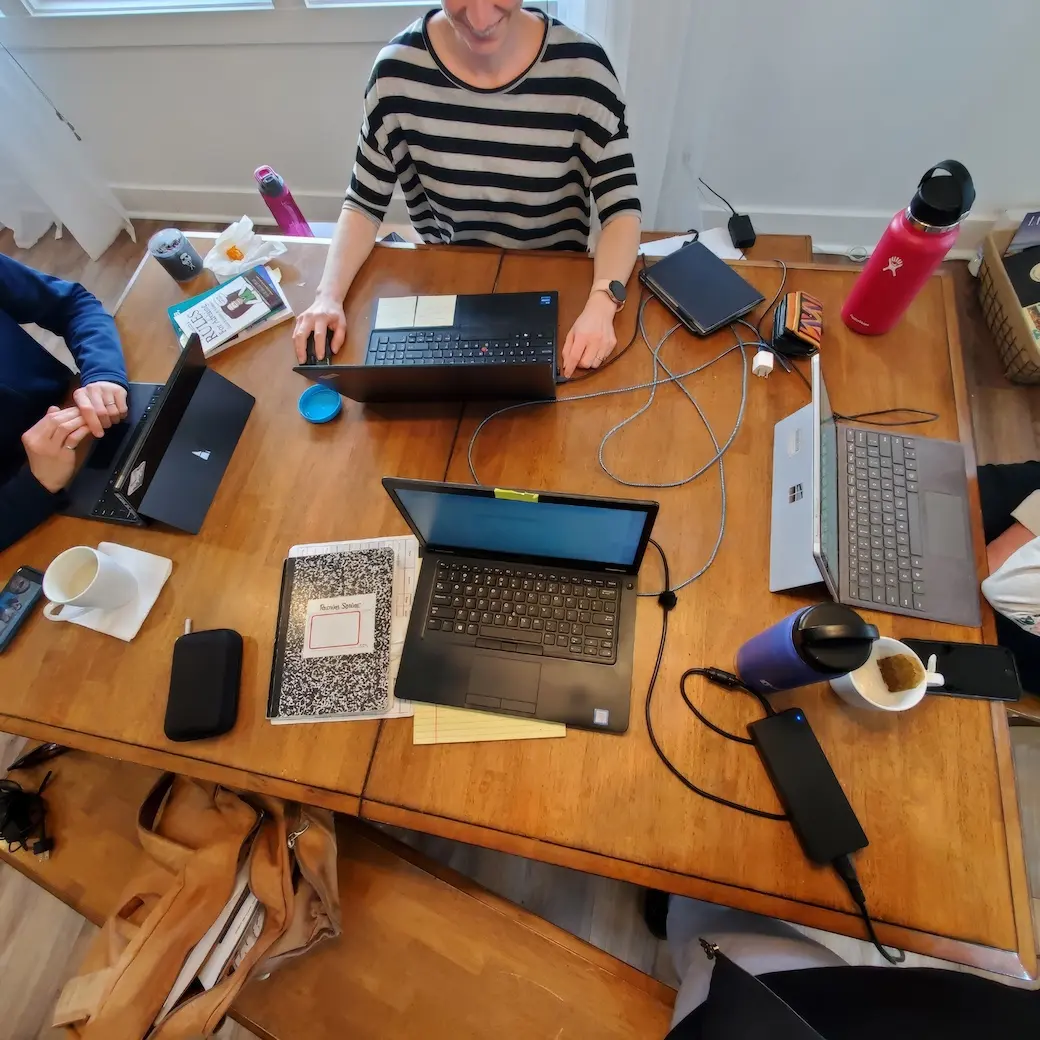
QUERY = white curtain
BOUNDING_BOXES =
[0,45,133,260]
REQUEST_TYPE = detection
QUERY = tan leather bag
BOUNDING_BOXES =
[56,773,340,1039]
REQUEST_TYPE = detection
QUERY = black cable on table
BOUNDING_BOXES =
[832,854,907,965]
[643,539,788,822]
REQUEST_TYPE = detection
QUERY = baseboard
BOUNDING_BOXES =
[113,184,410,229]
[697,203,996,261]
[115,183,996,261]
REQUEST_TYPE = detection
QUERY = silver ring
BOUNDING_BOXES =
[65,444,77,451]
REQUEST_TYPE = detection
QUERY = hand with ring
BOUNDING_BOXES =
[73,380,129,437]
[561,292,619,378]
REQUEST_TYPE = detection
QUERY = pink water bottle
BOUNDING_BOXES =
[254,165,313,237]
[841,160,975,335]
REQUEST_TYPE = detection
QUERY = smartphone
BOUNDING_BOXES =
[903,639,1022,702]
[0,566,45,653]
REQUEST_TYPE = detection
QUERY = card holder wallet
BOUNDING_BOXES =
[771,291,823,357]
[165,628,242,741]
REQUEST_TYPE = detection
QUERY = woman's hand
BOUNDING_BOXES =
[561,293,618,378]
[73,381,128,436]
[293,293,348,363]
[22,406,92,493]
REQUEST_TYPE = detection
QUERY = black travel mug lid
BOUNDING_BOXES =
[793,603,878,675]
[909,160,975,229]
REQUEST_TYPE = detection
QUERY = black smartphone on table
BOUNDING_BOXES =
[903,639,1023,702]
[0,566,45,653]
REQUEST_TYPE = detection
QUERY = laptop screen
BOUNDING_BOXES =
[390,485,654,570]
[813,355,840,597]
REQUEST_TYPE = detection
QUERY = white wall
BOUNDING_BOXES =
[3,0,1038,251]
[1,7,407,225]
[656,0,1040,253]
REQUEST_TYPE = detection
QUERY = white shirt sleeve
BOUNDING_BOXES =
[981,535,1040,635]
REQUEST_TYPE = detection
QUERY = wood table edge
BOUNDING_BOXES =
[940,271,1038,980]
[0,714,362,816]
[360,798,1033,979]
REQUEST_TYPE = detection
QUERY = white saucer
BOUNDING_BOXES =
[45,542,172,642]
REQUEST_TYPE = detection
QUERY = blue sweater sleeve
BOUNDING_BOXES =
[0,465,63,552]
[0,254,127,390]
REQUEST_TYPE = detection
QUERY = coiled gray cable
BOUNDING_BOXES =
[466,295,755,594]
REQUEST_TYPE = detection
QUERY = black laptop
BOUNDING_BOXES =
[62,335,254,534]
[294,291,558,403]
[384,477,658,733]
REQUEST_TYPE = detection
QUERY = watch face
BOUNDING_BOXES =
[609,279,627,304]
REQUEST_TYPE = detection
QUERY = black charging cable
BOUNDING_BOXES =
[644,539,787,822]
[647,541,908,963]
[832,854,907,965]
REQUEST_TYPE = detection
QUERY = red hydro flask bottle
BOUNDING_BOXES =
[841,160,975,335]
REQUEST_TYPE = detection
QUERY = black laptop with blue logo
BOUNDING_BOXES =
[294,291,558,403]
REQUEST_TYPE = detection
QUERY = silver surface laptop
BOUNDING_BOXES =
[769,355,980,627]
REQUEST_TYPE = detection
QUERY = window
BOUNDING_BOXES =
[303,0,558,13]
[20,0,269,13]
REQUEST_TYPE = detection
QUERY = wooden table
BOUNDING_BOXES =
[0,234,1034,980]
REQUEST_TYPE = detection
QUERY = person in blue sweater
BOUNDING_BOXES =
[1,254,129,551]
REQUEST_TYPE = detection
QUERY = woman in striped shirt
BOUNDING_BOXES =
[293,1,642,378]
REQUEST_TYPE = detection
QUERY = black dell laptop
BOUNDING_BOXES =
[294,291,558,403]
[384,477,659,733]
[62,335,254,534]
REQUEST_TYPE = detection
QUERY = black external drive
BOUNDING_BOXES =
[748,708,868,864]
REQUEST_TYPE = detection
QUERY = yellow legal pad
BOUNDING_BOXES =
[412,703,566,745]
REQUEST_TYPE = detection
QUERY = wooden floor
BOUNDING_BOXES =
[0,225,1038,1036]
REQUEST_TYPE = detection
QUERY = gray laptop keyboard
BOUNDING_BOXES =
[426,561,619,663]
[843,428,926,611]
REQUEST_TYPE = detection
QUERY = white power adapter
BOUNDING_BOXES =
[752,349,775,378]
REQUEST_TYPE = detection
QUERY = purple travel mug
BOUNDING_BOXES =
[736,603,877,695]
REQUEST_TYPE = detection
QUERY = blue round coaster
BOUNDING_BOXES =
[298,384,342,424]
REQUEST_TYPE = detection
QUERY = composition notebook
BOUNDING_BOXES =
[639,239,764,335]
[267,547,394,722]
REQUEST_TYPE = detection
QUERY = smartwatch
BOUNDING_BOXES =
[591,279,627,312]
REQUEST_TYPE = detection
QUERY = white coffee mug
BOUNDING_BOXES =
[43,546,138,620]
[829,636,943,712]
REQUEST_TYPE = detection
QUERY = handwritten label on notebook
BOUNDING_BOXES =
[373,296,417,330]
[413,294,457,328]
[301,594,375,659]
[412,703,565,745]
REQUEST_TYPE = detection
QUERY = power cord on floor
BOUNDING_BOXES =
[643,539,788,822]
[832,854,907,965]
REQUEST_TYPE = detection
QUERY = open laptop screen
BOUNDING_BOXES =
[811,355,840,598]
[386,481,656,572]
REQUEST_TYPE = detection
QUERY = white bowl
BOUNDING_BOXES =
[829,637,928,712]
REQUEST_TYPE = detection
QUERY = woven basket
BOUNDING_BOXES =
[978,228,1040,384]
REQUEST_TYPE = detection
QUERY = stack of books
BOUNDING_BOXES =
[168,264,293,358]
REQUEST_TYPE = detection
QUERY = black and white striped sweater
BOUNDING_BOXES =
[344,10,641,252]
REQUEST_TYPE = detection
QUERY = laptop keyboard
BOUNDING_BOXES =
[366,329,555,367]
[425,561,620,663]
[843,429,925,611]
[89,387,163,524]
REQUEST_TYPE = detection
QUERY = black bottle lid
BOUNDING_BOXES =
[793,603,878,676]
[909,160,975,229]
